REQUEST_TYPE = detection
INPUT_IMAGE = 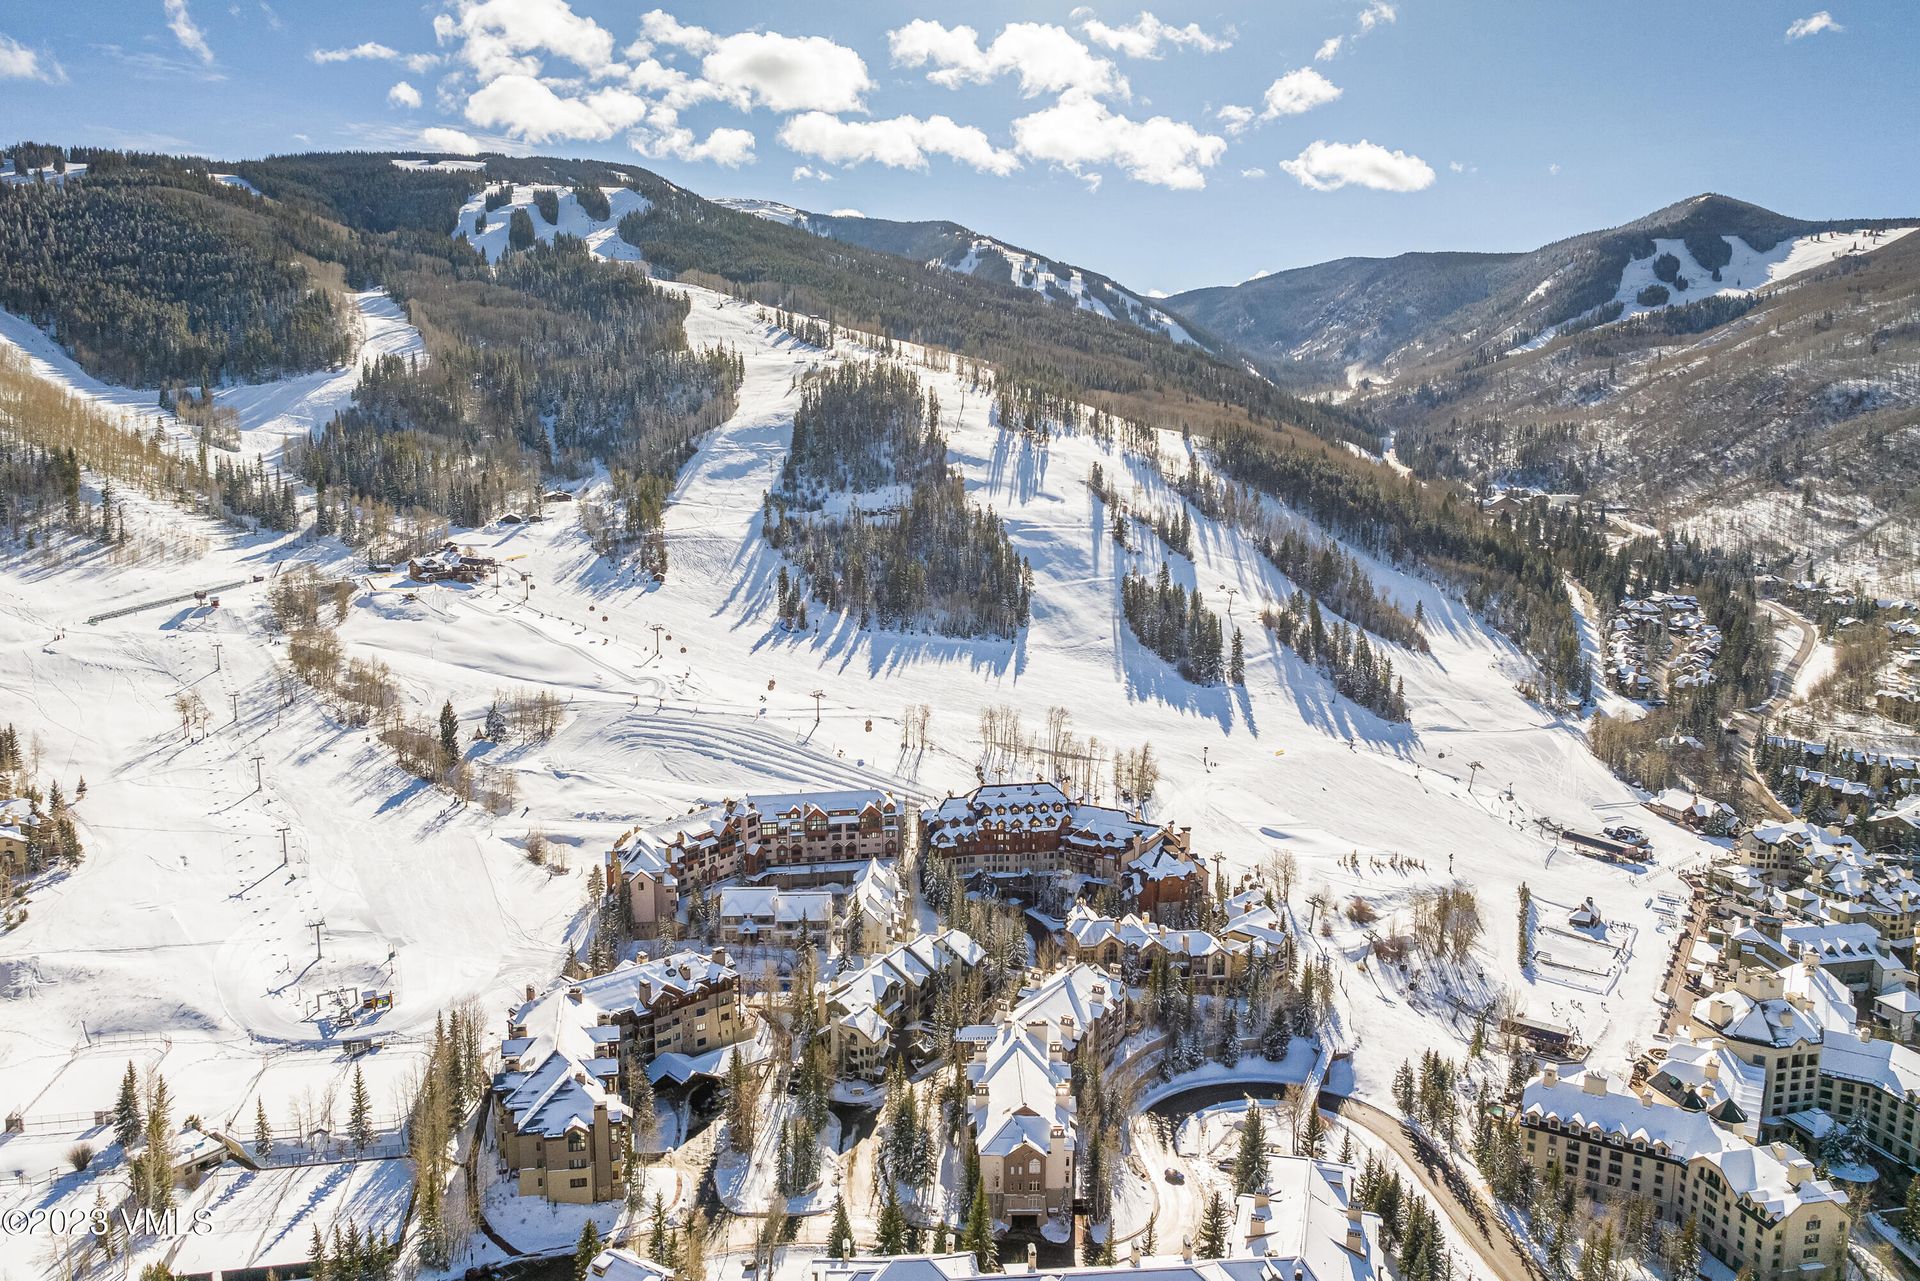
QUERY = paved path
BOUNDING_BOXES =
[1324,1095,1545,1281]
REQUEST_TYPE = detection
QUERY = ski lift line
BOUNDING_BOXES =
[84,579,253,625]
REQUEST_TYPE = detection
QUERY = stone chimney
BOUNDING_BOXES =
[1541,1064,1560,1087]
[1346,1204,1367,1255]
[1027,1243,1038,1271]
[1183,1235,1194,1264]
[1131,1239,1143,1268]
[1703,1057,1720,1082]
[1582,1072,1609,1097]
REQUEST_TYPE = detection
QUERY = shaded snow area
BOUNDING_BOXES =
[456,183,651,264]
[0,272,1741,1273]
[0,287,424,476]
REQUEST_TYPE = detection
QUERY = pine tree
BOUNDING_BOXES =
[349,1063,374,1153]
[1392,1060,1416,1117]
[830,1194,855,1258]
[310,1223,332,1281]
[1905,1174,1920,1244]
[963,1177,994,1268]
[254,1098,273,1159]
[1230,628,1246,684]
[933,1220,950,1253]
[484,701,508,741]
[115,1061,142,1153]
[649,1191,672,1262]
[575,1220,604,1281]
[1232,1103,1267,1194]
[1198,1191,1229,1258]
[877,1185,908,1255]
[439,700,460,766]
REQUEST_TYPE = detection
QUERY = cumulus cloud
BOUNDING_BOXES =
[1217,104,1255,135]
[1314,36,1344,61]
[313,41,399,64]
[1261,67,1341,117]
[421,125,483,155]
[1072,8,1231,58]
[0,33,65,83]
[889,19,1129,100]
[631,124,756,167]
[631,8,718,56]
[1012,96,1226,189]
[1785,11,1842,38]
[464,73,652,142]
[436,0,618,79]
[387,81,422,108]
[1357,2,1397,33]
[779,111,1020,175]
[791,164,830,182]
[700,31,871,113]
[1280,139,1434,192]
[164,0,214,64]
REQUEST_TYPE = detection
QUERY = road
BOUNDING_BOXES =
[1324,1095,1546,1281]
[1657,876,1712,1037]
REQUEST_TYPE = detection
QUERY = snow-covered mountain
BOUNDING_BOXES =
[713,196,1204,347]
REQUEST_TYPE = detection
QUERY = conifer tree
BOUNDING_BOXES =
[1198,1191,1229,1258]
[115,1061,142,1153]
[1232,1104,1267,1194]
[254,1097,273,1159]
[349,1063,373,1153]
[830,1194,855,1258]
[575,1221,604,1281]
[963,1178,994,1268]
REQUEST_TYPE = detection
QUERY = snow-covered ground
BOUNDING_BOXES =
[0,260,1741,1274]
[0,287,424,479]
[455,183,651,264]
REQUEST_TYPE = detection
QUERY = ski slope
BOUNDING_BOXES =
[455,183,651,264]
[0,269,1728,1261]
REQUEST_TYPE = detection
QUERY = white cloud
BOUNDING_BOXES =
[889,19,1128,100]
[421,125,483,155]
[464,73,653,142]
[631,123,756,167]
[1448,160,1478,174]
[1261,67,1341,117]
[1240,167,1267,178]
[312,41,399,64]
[1357,2,1397,33]
[1012,96,1226,189]
[387,81,422,108]
[165,0,214,64]
[1547,162,1561,175]
[1314,35,1344,61]
[791,164,830,182]
[779,111,1020,176]
[701,31,871,113]
[1072,8,1231,58]
[1785,11,1842,38]
[1217,104,1254,135]
[1280,139,1434,192]
[633,8,718,56]
[437,0,617,79]
[405,52,441,73]
[0,34,65,83]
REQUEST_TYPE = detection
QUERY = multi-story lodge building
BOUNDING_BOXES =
[494,949,752,1202]
[824,928,985,1079]
[920,782,1199,919]
[609,790,904,929]
[1520,1066,1849,1281]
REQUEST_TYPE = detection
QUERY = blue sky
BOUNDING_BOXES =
[2,1,1913,294]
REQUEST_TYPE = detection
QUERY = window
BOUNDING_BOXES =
[571,1177,589,1189]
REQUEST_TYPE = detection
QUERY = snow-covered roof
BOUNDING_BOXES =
[968,1026,1072,1158]
[1814,1028,1920,1099]
[1006,963,1125,1052]
[921,781,1163,853]
[1235,1156,1382,1281]
[715,886,833,926]
[587,1249,675,1281]
[1522,1069,1846,1220]
[1645,1036,1766,1138]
